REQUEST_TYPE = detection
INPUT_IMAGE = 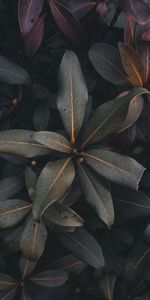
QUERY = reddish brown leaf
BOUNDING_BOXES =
[138,43,150,86]
[124,14,136,46]
[141,28,150,42]
[73,2,96,20]
[18,0,44,34]
[49,0,87,46]
[118,42,145,87]
[24,13,45,57]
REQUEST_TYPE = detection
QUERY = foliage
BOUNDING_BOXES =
[0,1,150,300]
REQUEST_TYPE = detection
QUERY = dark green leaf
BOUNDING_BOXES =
[32,131,72,153]
[0,274,17,290]
[0,56,31,85]
[125,241,150,284]
[59,227,105,269]
[0,287,17,300]
[30,269,68,287]
[2,227,23,253]
[88,43,131,86]
[144,224,150,245]
[25,167,37,200]
[50,254,86,275]
[19,257,37,280]
[99,273,116,300]
[83,149,145,190]
[118,42,145,87]
[57,51,88,144]
[0,176,24,201]
[78,163,114,227]
[0,199,31,228]
[20,214,47,261]
[80,88,147,148]
[33,158,75,220]
[0,130,51,158]
[113,187,150,221]
[44,202,84,228]
[20,289,32,300]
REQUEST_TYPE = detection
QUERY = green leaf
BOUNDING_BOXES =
[78,163,114,227]
[20,289,32,300]
[25,167,37,200]
[0,274,17,290]
[99,273,116,300]
[32,131,72,153]
[88,43,131,86]
[113,187,150,221]
[50,254,86,275]
[118,42,145,87]
[0,287,17,300]
[125,241,150,284]
[59,227,105,269]
[57,51,88,144]
[33,157,75,220]
[80,87,148,148]
[19,257,37,281]
[2,227,23,253]
[0,176,24,201]
[83,149,145,190]
[20,214,47,261]
[0,56,31,85]
[0,199,31,228]
[44,202,84,228]
[0,130,51,158]
[30,270,69,287]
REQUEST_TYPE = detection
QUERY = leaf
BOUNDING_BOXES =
[30,269,68,287]
[33,98,50,131]
[0,274,17,290]
[24,13,45,57]
[44,202,84,228]
[33,157,75,220]
[0,56,31,85]
[118,42,145,87]
[80,87,147,148]
[144,224,150,245]
[141,28,150,42]
[32,131,72,153]
[73,2,96,20]
[25,167,37,200]
[99,273,116,300]
[0,287,17,300]
[57,50,88,144]
[88,43,131,86]
[83,149,145,190]
[2,227,23,253]
[124,15,136,46]
[49,0,86,46]
[78,163,114,227]
[20,289,32,300]
[59,227,105,269]
[18,0,44,33]
[0,176,24,201]
[113,187,150,221]
[138,43,150,86]
[125,240,150,284]
[19,257,37,280]
[50,254,86,275]
[0,199,31,228]
[0,130,51,158]
[20,214,47,261]
[120,0,150,25]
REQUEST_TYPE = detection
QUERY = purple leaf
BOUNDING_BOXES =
[18,0,44,34]
[49,0,87,46]
[24,13,45,57]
